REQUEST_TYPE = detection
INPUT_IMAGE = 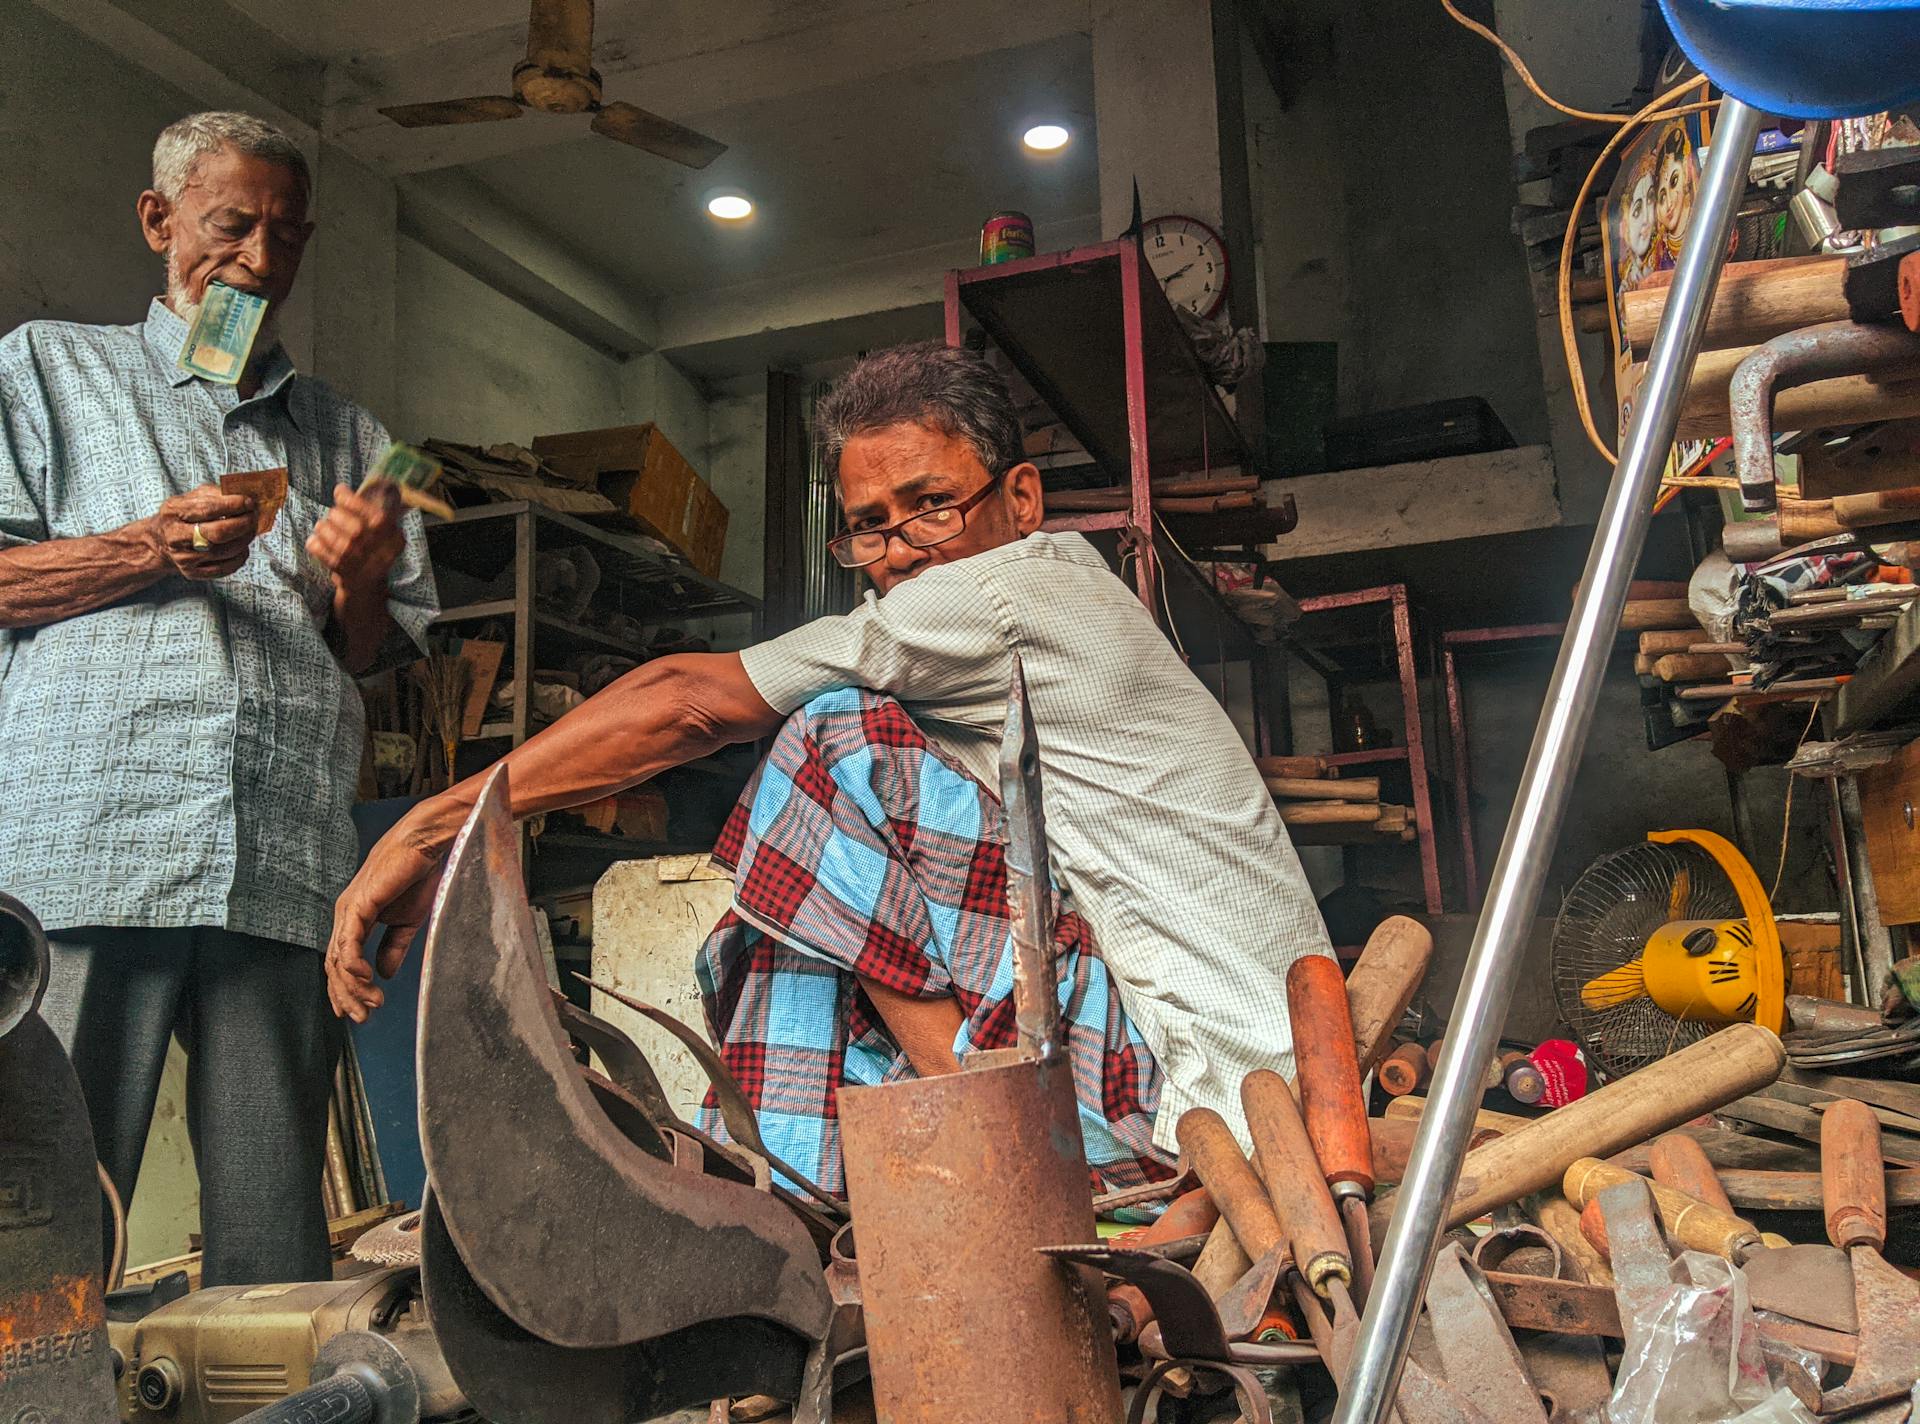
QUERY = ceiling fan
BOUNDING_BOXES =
[378,0,726,169]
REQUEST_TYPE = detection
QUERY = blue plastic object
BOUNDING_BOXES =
[1659,0,1920,119]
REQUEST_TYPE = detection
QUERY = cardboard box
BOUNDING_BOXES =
[680,477,729,583]
[529,423,729,578]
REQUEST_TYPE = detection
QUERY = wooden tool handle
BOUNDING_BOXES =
[1578,1197,1610,1260]
[1344,917,1432,1074]
[1563,1158,1763,1261]
[1241,1070,1350,1294]
[1535,1192,1614,1286]
[1378,1043,1429,1097]
[1447,1024,1785,1228]
[1821,1098,1887,1252]
[1835,483,1920,527]
[1650,1133,1735,1214]
[1288,955,1375,1193]
[1176,1108,1283,1261]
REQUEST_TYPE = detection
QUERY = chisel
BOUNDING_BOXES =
[1287,955,1378,1304]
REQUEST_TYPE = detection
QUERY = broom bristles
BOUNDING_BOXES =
[412,653,470,786]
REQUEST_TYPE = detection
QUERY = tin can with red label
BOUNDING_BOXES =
[979,211,1035,265]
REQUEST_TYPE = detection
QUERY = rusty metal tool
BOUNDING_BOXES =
[1728,320,1920,511]
[1788,1098,1920,1416]
[836,657,1122,1424]
[575,972,846,1217]
[1421,1245,1548,1424]
[1036,1243,1317,1424]
[1101,1188,1219,1344]
[1235,1079,1500,1424]
[0,892,115,1424]
[549,987,680,1129]
[1287,955,1378,1306]
[415,765,831,1355]
[418,1193,811,1422]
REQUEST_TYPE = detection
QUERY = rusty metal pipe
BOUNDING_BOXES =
[1729,320,1920,511]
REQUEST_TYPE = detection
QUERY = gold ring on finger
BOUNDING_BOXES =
[190,523,211,551]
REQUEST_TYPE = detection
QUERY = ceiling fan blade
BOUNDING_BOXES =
[379,96,524,128]
[590,102,727,169]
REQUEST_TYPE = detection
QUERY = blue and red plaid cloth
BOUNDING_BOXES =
[695,687,1176,1196]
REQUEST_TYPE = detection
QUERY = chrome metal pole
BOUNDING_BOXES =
[1330,97,1766,1424]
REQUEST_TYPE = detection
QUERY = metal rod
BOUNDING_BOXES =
[1836,772,1896,1002]
[1329,97,1765,1424]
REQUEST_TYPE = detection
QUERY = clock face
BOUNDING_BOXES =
[1141,215,1229,318]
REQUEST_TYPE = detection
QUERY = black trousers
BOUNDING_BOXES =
[39,926,341,1286]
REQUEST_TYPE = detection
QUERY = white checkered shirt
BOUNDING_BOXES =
[0,301,438,950]
[740,530,1332,1153]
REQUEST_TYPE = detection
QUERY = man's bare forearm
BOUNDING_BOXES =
[324,578,393,674]
[396,651,784,859]
[0,523,167,628]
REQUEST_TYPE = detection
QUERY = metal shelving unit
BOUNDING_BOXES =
[425,501,761,883]
[944,240,1300,749]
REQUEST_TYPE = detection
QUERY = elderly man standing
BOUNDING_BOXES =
[0,112,437,1285]
[329,341,1328,1196]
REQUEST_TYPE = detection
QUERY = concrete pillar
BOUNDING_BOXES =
[307,140,398,425]
[1091,1,1255,321]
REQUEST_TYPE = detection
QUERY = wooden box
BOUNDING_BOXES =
[530,423,728,578]
[1861,738,1920,924]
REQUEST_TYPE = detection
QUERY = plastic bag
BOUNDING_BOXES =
[1725,1388,1819,1424]
[1609,1250,1774,1424]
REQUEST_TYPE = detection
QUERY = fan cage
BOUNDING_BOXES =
[1551,840,1743,1081]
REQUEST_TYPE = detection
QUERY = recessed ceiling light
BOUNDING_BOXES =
[706,193,753,221]
[1023,123,1070,153]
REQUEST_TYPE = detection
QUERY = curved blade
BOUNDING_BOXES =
[590,101,726,168]
[999,653,1060,1061]
[575,972,845,1217]
[380,96,523,127]
[417,765,831,1350]
[420,1194,807,1424]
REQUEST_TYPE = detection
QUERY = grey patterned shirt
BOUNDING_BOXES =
[0,300,438,951]
[740,530,1333,1155]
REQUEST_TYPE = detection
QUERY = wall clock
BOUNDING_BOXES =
[1140,214,1229,319]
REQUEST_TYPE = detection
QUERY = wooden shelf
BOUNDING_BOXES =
[1324,747,1410,769]
[432,598,516,624]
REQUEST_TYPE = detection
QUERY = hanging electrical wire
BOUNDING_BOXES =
[1439,1,1722,470]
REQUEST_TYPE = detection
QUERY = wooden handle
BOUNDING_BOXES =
[1378,1043,1429,1097]
[1578,1197,1610,1260]
[1654,652,1735,684]
[1447,1024,1785,1228]
[1255,755,1330,779]
[1241,1070,1350,1294]
[1288,956,1374,1193]
[1265,775,1381,801]
[1822,1098,1887,1252]
[1649,1133,1735,1214]
[1563,1158,1763,1261]
[1620,598,1700,632]
[1621,254,1850,357]
[1176,1108,1283,1261]
[1835,483,1920,527]
[1344,917,1432,1075]
[1536,1192,1614,1286]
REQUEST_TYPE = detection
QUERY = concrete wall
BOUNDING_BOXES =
[705,374,769,600]
[0,5,202,336]
[391,235,629,447]
[1244,0,1549,443]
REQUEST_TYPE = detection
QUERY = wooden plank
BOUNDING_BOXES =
[1620,599,1699,631]
[1838,597,1920,733]
[1255,754,1330,778]
[1258,446,1560,559]
[1278,801,1380,825]
[1265,775,1380,801]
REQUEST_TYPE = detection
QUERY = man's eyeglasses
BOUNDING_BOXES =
[826,470,1008,570]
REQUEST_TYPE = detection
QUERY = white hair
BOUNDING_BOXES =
[151,111,310,205]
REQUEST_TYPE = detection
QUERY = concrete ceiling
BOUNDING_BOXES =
[210,0,1100,352]
[460,35,1098,298]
